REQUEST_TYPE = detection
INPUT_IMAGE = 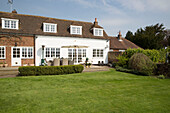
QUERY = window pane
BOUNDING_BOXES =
[56,48,60,58]
[5,20,10,28]
[51,48,55,57]
[0,47,5,59]
[46,24,50,32]
[45,48,50,57]
[28,48,33,58]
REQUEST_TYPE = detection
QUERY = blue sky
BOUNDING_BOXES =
[0,0,170,37]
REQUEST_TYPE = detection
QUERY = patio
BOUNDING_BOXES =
[0,65,111,78]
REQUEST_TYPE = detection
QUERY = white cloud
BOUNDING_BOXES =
[117,0,170,12]
[101,18,132,26]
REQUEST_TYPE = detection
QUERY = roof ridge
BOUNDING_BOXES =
[0,11,93,24]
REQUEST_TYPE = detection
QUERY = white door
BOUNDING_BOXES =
[11,47,21,66]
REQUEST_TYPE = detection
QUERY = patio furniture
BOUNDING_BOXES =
[53,58,60,66]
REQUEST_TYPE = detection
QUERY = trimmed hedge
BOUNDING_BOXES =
[19,65,84,76]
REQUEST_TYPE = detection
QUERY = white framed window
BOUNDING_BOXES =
[45,48,60,58]
[93,49,103,57]
[93,28,103,36]
[70,25,82,35]
[43,23,57,33]
[0,46,6,59]
[21,47,33,58]
[1,18,19,29]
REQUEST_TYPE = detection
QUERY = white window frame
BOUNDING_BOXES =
[119,50,125,52]
[45,47,60,58]
[93,28,103,36]
[1,18,19,29]
[43,23,57,33]
[93,49,104,58]
[0,46,6,59]
[21,47,34,59]
[70,25,82,35]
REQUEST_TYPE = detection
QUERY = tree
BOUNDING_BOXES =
[125,31,134,41]
[125,23,166,49]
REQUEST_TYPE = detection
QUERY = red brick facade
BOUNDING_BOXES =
[0,36,35,66]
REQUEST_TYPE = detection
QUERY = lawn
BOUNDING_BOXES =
[0,69,170,113]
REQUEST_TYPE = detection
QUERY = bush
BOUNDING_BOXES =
[123,48,166,63]
[116,55,129,68]
[115,66,142,75]
[19,65,84,76]
[154,63,170,78]
[128,53,156,76]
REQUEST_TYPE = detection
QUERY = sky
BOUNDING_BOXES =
[0,0,170,37]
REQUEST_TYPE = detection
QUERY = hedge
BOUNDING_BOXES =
[19,65,84,76]
[122,48,167,63]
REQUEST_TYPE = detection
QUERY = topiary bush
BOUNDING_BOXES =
[128,53,156,76]
[19,65,84,76]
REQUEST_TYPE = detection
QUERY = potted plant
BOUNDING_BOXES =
[3,61,8,67]
[88,63,91,68]
[0,62,3,67]
[85,62,88,68]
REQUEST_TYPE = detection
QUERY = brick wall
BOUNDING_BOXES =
[0,36,35,67]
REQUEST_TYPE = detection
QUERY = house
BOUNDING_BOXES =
[0,11,110,66]
[0,10,140,67]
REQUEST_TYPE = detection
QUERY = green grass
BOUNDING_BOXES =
[0,69,170,113]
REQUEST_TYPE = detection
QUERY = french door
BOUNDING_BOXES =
[68,48,86,64]
[11,47,21,66]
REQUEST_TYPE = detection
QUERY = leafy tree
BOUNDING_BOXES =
[125,24,166,49]
[125,31,134,41]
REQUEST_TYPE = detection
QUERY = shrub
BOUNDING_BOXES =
[19,65,84,76]
[116,55,129,68]
[123,48,166,63]
[157,75,165,79]
[154,63,170,78]
[128,53,156,76]
[115,66,142,75]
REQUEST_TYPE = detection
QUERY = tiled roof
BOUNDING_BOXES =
[109,36,140,50]
[0,11,108,39]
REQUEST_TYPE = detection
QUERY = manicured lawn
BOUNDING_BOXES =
[0,69,170,113]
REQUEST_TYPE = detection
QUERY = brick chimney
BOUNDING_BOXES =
[12,9,17,14]
[94,18,98,26]
[118,31,123,41]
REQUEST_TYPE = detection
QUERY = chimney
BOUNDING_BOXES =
[118,31,123,41]
[94,18,98,26]
[12,9,17,14]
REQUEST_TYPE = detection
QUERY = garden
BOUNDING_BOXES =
[0,69,170,113]
[113,48,170,78]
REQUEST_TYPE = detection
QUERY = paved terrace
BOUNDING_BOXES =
[0,65,111,78]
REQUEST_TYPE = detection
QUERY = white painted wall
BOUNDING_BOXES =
[35,35,110,66]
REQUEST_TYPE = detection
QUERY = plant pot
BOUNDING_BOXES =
[3,64,8,67]
[0,64,3,67]
[86,66,88,68]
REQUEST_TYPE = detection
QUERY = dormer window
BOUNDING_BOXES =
[93,28,103,36]
[1,18,19,29]
[43,23,57,33]
[70,25,82,35]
